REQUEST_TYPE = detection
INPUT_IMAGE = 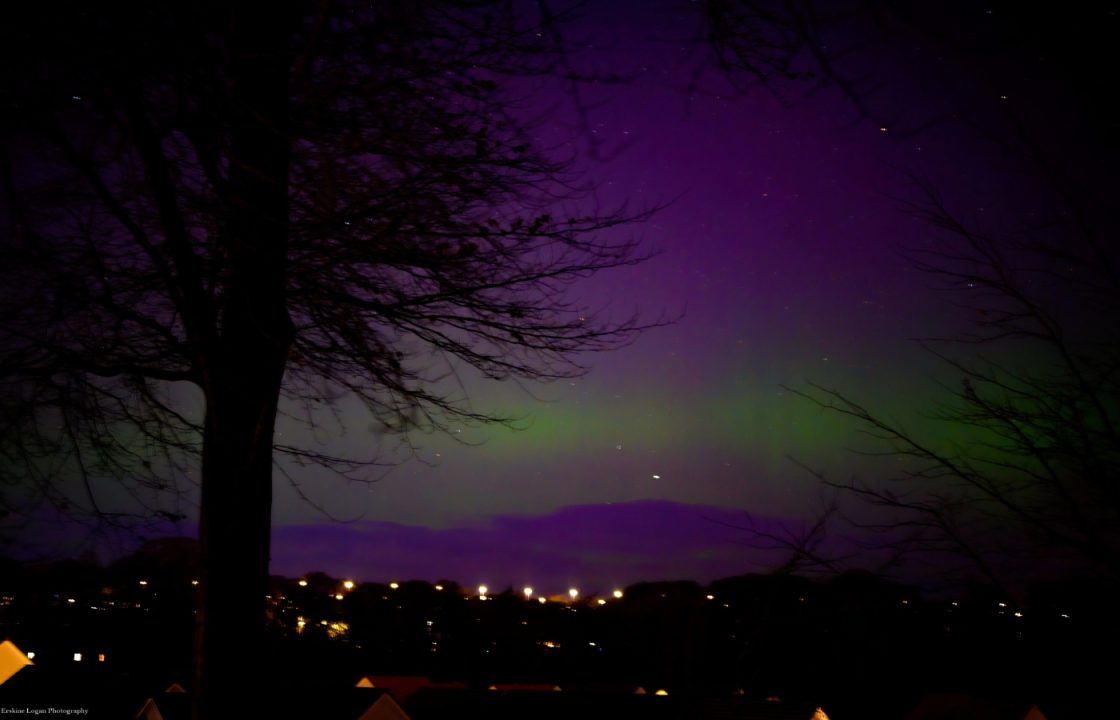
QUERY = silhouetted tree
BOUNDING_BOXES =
[790,168,1120,589]
[0,3,652,715]
[698,1,1120,593]
[698,0,879,116]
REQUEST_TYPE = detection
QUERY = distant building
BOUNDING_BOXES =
[906,694,1047,720]
[357,694,411,720]
[696,698,831,720]
[354,675,466,703]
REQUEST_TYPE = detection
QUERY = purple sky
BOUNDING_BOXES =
[270,500,804,594]
[258,4,1022,584]
[13,3,1105,589]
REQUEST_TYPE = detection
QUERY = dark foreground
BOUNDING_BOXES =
[0,545,1114,719]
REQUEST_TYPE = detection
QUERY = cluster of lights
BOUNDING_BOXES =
[290,578,630,604]
[636,688,670,696]
[454,584,629,604]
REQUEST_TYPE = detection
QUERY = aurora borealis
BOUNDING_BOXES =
[10,2,1113,594]
[259,2,1069,589]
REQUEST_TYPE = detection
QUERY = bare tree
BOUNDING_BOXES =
[0,3,654,715]
[698,0,878,114]
[697,0,1120,592]
[788,163,1120,591]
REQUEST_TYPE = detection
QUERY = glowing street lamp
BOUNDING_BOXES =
[343,580,355,590]
[523,586,534,599]
[477,585,488,598]
[334,593,344,601]
[568,588,579,601]
[613,589,624,599]
[298,579,308,587]
[389,582,399,590]
[537,597,546,605]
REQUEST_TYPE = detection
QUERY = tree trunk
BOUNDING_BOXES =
[194,358,285,718]
[192,4,292,718]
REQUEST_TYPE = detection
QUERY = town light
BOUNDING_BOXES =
[343,580,355,590]
[298,579,308,587]
[477,585,488,597]
[389,582,399,590]
[613,589,623,599]
[538,597,547,605]
[568,588,579,600]
[73,653,82,662]
[523,587,534,599]
[334,593,344,601]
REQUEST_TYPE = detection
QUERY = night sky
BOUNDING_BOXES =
[17,3,1113,593]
